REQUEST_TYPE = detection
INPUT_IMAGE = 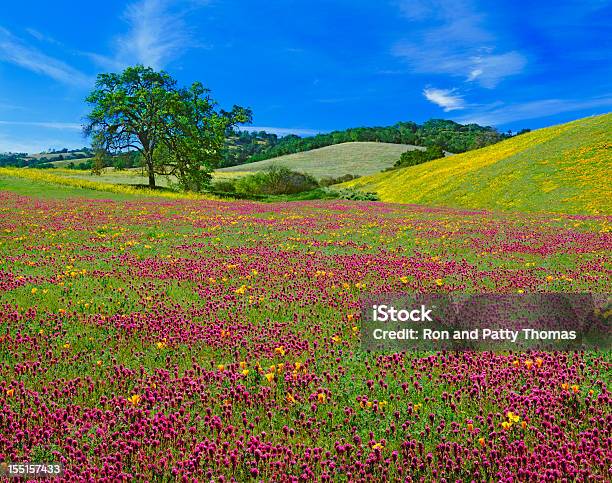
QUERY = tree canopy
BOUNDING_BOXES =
[392,145,445,169]
[84,65,251,190]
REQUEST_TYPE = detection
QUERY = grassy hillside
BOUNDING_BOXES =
[48,157,93,167]
[218,142,422,178]
[27,150,89,160]
[0,167,219,200]
[342,114,611,214]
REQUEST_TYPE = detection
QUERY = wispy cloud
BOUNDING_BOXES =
[25,28,63,46]
[0,27,90,86]
[239,126,322,137]
[0,120,82,130]
[457,96,612,126]
[423,87,465,111]
[393,0,526,88]
[89,0,208,71]
[0,102,24,111]
[118,0,190,69]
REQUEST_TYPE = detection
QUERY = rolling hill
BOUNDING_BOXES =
[217,142,423,178]
[342,113,611,214]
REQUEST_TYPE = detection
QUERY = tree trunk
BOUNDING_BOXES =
[145,152,156,188]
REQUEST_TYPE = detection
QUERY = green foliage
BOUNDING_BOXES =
[84,65,251,190]
[211,179,237,193]
[392,145,445,169]
[91,150,108,175]
[0,147,95,168]
[77,160,92,170]
[234,165,319,195]
[325,187,379,201]
[84,66,177,187]
[319,174,360,187]
[113,151,141,171]
[0,151,94,168]
[221,130,280,167]
[157,83,252,191]
[0,153,28,167]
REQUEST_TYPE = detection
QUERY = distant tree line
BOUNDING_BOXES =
[221,130,281,167]
[223,119,514,167]
[0,153,29,167]
[0,148,143,171]
[0,148,94,168]
[45,147,93,156]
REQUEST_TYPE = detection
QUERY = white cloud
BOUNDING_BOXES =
[89,0,208,71]
[0,27,91,86]
[238,126,321,137]
[457,96,612,126]
[423,87,465,111]
[119,0,188,69]
[468,51,527,89]
[25,28,62,46]
[467,68,483,81]
[0,120,81,130]
[394,0,526,88]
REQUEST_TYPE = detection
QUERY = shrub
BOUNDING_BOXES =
[319,173,360,187]
[393,145,445,169]
[235,165,319,195]
[325,187,379,201]
[212,179,237,193]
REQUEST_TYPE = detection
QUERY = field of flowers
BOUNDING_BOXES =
[0,187,610,481]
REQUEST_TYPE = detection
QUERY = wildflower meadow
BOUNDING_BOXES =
[0,188,610,481]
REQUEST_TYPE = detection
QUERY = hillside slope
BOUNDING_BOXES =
[218,142,422,178]
[342,114,611,214]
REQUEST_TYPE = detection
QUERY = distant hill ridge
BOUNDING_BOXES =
[341,113,611,214]
[223,118,512,167]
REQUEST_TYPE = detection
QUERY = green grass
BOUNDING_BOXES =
[342,113,612,214]
[0,173,141,200]
[42,167,250,186]
[0,168,222,201]
[0,169,339,203]
[45,167,176,187]
[218,142,423,178]
[49,157,93,167]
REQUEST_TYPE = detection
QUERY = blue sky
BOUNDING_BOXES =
[1,0,611,153]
